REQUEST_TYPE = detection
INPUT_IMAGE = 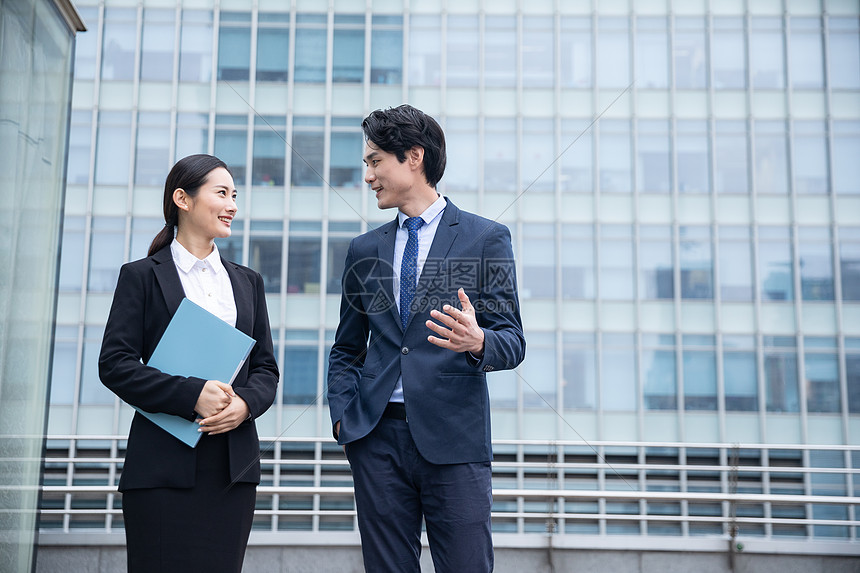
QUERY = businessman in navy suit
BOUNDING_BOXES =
[328,105,525,572]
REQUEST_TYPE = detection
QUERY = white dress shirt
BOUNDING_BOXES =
[170,239,237,328]
[389,195,447,403]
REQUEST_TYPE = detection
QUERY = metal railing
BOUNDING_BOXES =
[37,436,860,553]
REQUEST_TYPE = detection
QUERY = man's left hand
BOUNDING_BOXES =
[426,288,484,356]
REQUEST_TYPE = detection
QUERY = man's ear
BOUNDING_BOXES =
[173,188,189,211]
[408,146,425,169]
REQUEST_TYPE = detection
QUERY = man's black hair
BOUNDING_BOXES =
[362,104,447,188]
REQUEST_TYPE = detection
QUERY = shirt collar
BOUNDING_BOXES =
[170,239,225,275]
[398,195,447,229]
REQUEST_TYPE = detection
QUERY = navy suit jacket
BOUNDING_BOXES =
[327,200,525,465]
[98,245,279,491]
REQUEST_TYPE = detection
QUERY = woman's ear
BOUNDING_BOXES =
[172,188,189,211]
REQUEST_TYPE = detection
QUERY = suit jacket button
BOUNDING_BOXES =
[401,347,409,355]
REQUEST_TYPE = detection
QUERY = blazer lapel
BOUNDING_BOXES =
[222,259,253,336]
[405,200,460,331]
[151,246,185,316]
[375,218,401,329]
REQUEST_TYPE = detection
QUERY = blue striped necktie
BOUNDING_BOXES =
[400,216,424,330]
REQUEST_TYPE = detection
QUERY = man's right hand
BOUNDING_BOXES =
[195,380,234,418]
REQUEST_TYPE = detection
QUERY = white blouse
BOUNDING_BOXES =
[170,239,237,328]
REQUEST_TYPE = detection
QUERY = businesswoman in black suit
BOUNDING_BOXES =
[99,154,279,572]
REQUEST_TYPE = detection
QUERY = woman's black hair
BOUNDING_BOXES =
[361,104,446,188]
[147,154,231,257]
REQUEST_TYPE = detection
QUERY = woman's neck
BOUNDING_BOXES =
[175,231,215,260]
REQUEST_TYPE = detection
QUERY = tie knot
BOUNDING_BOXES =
[404,217,424,232]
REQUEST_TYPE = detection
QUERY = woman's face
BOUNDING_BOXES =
[181,167,237,240]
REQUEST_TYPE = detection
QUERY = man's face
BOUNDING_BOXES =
[363,141,420,211]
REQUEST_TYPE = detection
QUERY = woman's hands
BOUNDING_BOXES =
[195,380,250,435]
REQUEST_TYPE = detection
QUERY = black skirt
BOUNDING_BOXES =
[121,433,256,573]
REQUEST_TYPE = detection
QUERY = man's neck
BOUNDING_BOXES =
[399,188,439,218]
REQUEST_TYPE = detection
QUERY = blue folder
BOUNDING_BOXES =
[138,298,255,447]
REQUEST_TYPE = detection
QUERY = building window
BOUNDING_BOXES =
[287,222,321,294]
[718,226,754,302]
[291,116,324,187]
[256,13,290,82]
[715,120,749,194]
[333,15,364,83]
[330,120,363,188]
[179,10,213,82]
[600,224,634,300]
[639,225,674,300]
[100,7,136,81]
[141,9,175,81]
[485,15,516,88]
[599,119,632,193]
[214,114,248,185]
[326,223,359,295]
[58,216,86,292]
[67,110,93,185]
[754,120,789,194]
[827,17,860,90]
[563,333,596,410]
[447,14,478,88]
[674,16,707,89]
[408,15,440,86]
[560,16,592,88]
[560,119,594,193]
[683,335,717,411]
[847,338,860,414]
[561,224,595,299]
[798,227,835,301]
[295,13,327,83]
[522,118,555,192]
[792,120,829,194]
[723,335,758,411]
[676,120,710,194]
[712,17,746,89]
[764,336,799,413]
[252,116,286,186]
[135,112,171,185]
[521,223,555,300]
[642,334,677,410]
[50,326,78,405]
[95,111,132,186]
[283,331,319,405]
[484,118,517,193]
[635,17,668,89]
[444,118,479,192]
[602,333,637,411]
[521,332,557,409]
[832,121,860,195]
[751,17,785,89]
[218,11,251,81]
[839,227,860,301]
[80,326,113,405]
[758,226,794,302]
[175,113,209,162]
[522,16,554,88]
[596,16,630,89]
[637,119,671,194]
[88,217,125,293]
[789,18,824,90]
[805,337,840,414]
[370,15,402,84]
[680,226,713,300]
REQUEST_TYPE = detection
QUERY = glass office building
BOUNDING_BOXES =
[41,0,860,559]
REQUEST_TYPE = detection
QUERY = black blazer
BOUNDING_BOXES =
[328,199,526,464]
[99,245,279,491]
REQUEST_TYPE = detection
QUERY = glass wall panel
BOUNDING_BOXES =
[58,216,86,292]
[100,8,136,81]
[639,225,674,300]
[257,14,290,82]
[333,15,364,83]
[295,14,327,83]
[445,118,479,192]
[330,123,363,188]
[521,333,557,409]
[135,112,170,185]
[715,120,749,194]
[765,336,799,413]
[560,16,591,88]
[804,337,840,413]
[521,223,555,300]
[326,224,359,294]
[723,335,758,411]
[600,225,634,300]
[67,110,93,185]
[130,217,161,261]
[718,226,754,301]
[560,119,593,193]
[287,223,322,293]
[88,217,125,293]
[789,18,824,89]
[674,17,707,89]
[847,338,860,414]
[642,334,676,410]
[484,118,517,192]
[599,119,632,193]
[635,17,668,89]
[214,114,248,185]
[676,120,709,194]
[758,226,794,301]
[840,228,860,301]
[521,118,555,192]
[283,331,319,405]
[73,6,99,80]
[218,12,251,81]
[141,9,175,81]
[370,15,403,84]
[252,116,286,186]
[485,15,516,88]
[179,10,213,82]
[522,16,553,88]
[408,15,441,86]
[215,219,244,264]
[49,327,77,405]
[712,17,746,89]
[683,335,717,411]
[175,112,209,161]
[798,227,834,301]
[754,120,789,194]
[561,224,595,299]
[602,333,637,411]
[249,221,283,294]
[563,333,596,410]
[447,14,478,87]
[95,111,132,186]
[832,121,860,195]
[637,119,671,194]
[680,226,713,300]
[79,326,112,404]
[291,116,324,187]
[596,17,630,89]
[792,120,829,195]
[751,17,785,89]
[827,17,860,90]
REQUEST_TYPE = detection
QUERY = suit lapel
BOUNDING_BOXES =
[376,218,401,329]
[152,246,185,316]
[222,259,253,336]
